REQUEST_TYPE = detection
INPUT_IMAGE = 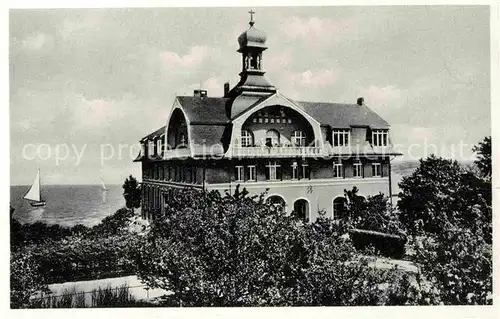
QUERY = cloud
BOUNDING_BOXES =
[16,119,32,131]
[202,77,224,96]
[59,11,105,39]
[21,33,54,51]
[361,85,404,108]
[160,46,211,69]
[74,98,119,127]
[265,50,292,71]
[280,16,359,44]
[274,67,342,100]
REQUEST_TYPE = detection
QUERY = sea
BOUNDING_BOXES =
[10,161,421,227]
[10,184,126,227]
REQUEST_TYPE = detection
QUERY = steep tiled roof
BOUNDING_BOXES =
[297,101,390,129]
[176,96,231,124]
[190,123,229,148]
[139,96,391,153]
[140,126,165,141]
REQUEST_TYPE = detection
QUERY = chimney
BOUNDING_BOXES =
[357,97,364,106]
[224,82,230,97]
[194,89,208,98]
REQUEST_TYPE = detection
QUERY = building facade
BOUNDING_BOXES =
[134,16,402,221]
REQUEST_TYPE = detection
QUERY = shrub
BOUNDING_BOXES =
[130,186,399,306]
[349,228,407,259]
[10,250,50,308]
[353,193,406,237]
[416,226,492,305]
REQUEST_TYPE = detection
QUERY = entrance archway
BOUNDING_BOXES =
[333,197,349,220]
[293,199,309,222]
[267,195,286,213]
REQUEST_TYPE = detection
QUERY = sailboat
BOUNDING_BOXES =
[23,169,46,207]
[101,177,108,192]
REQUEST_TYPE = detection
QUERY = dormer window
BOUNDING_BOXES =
[333,129,350,146]
[291,130,306,147]
[148,140,155,158]
[372,130,388,147]
[156,136,163,158]
[241,129,254,147]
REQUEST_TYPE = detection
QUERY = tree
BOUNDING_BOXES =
[122,175,142,212]
[397,155,486,237]
[397,139,492,305]
[130,186,395,306]
[343,186,367,222]
[472,136,491,180]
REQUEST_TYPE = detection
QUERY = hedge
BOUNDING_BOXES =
[349,228,407,259]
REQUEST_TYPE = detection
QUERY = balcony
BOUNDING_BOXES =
[231,145,324,158]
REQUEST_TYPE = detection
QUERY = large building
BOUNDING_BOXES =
[134,14,401,221]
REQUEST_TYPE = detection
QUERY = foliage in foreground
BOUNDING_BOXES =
[10,250,51,309]
[131,186,408,306]
[28,285,152,308]
[335,187,407,257]
[397,138,492,305]
[416,226,492,305]
[10,207,139,308]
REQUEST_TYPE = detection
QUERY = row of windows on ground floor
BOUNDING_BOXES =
[141,186,360,222]
[143,159,386,183]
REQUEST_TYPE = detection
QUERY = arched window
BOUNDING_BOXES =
[291,130,306,146]
[293,199,309,222]
[241,129,254,147]
[267,195,286,213]
[333,197,349,220]
[265,129,280,147]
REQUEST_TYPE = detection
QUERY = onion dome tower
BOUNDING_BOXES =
[228,10,276,100]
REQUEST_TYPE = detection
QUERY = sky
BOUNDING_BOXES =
[9,6,491,185]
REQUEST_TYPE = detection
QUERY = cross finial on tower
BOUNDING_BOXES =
[248,9,255,26]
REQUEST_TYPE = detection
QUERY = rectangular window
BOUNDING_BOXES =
[300,163,310,179]
[333,161,343,178]
[148,141,154,157]
[156,138,162,157]
[192,167,197,183]
[353,161,363,178]
[372,163,382,177]
[372,130,389,147]
[247,165,256,182]
[333,129,350,146]
[235,165,244,182]
[291,162,298,179]
[266,161,281,181]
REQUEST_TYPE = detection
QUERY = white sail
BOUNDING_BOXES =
[101,177,107,191]
[24,169,41,202]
